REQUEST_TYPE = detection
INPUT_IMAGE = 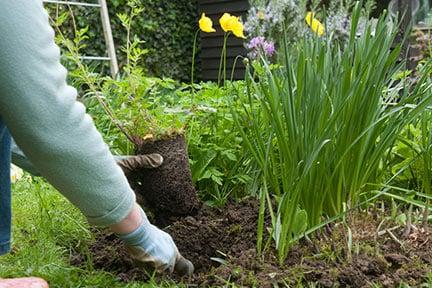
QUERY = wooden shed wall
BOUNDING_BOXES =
[198,0,250,81]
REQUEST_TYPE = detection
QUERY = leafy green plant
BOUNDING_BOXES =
[186,82,253,205]
[232,4,432,263]
[388,106,432,224]
[53,2,192,150]
[49,1,259,202]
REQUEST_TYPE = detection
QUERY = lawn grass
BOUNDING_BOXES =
[0,176,178,288]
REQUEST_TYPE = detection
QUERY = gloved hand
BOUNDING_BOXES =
[116,206,194,276]
[116,154,163,175]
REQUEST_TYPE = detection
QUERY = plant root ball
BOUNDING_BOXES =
[127,134,201,218]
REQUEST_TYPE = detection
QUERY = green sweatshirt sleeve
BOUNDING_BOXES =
[0,0,136,226]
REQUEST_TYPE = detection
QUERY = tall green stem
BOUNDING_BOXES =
[191,30,200,94]
[187,30,200,147]
[218,33,229,86]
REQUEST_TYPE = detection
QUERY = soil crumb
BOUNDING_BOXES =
[70,200,432,287]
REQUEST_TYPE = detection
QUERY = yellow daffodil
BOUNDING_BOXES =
[305,12,325,36]
[219,13,246,39]
[199,13,216,33]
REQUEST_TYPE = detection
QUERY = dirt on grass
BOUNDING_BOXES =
[70,198,432,287]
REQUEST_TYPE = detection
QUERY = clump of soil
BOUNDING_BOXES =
[70,200,432,287]
[128,134,201,218]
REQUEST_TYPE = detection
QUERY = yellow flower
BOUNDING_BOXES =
[219,13,246,39]
[305,12,325,36]
[219,13,233,32]
[230,18,246,38]
[199,13,216,33]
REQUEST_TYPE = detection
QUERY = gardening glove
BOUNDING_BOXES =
[117,206,194,276]
[116,154,163,175]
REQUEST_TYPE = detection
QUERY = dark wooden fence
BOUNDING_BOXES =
[198,0,250,81]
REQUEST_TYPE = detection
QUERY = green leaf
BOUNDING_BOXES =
[291,209,308,237]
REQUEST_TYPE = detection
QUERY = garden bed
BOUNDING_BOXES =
[70,199,432,287]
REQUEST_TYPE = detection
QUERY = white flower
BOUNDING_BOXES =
[11,164,24,183]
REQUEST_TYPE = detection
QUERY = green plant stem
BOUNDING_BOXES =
[51,18,136,146]
[230,55,243,82]
[191,30,199,92]
[218,33,229,86]
[223,35,227,86]
[125,5,135,70]
[421,109,432,226]
[186,30,200,147]
[256,183,266,255]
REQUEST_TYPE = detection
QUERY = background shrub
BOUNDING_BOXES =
[47,0,198,81]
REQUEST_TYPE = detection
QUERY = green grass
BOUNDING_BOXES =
[0,176,177,288]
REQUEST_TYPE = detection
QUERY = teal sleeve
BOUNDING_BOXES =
[0,0,136,226]
[11,138,128,177]
[11,139,41,177]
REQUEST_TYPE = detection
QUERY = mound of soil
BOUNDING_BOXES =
[128,134,201,218]
[70,200,263,281]
[70,199,432,287]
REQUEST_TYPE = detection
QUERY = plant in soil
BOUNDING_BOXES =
[82,66,201,218]
[185,81,255,205]
[51,0,257,206]
[232,4,432,263]
[51,2,202,217]
[381,66,432,227]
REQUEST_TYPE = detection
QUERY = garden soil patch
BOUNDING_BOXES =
[70,199,432,287]
[128,134,201,218]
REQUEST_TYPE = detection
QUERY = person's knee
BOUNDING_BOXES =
[0,277,49,288]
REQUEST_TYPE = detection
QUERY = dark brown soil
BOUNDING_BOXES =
[70,199,432,287]
[166,199,266,274]
[128,134,201,218]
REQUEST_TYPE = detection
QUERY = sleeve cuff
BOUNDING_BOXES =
[86,189,136,227]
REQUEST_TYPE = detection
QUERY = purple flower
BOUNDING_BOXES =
[246,36,275,59]
[247,36,266,49]
[263,41,275,56]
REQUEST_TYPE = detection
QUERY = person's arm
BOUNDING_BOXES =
[11,139,41,176]
[0,0,192,275]
[11,138,164,177]
[0,0,133,226]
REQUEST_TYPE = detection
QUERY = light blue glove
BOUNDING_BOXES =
[117,206,194,275]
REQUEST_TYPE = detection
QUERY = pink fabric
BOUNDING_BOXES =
[0,277,49,288]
